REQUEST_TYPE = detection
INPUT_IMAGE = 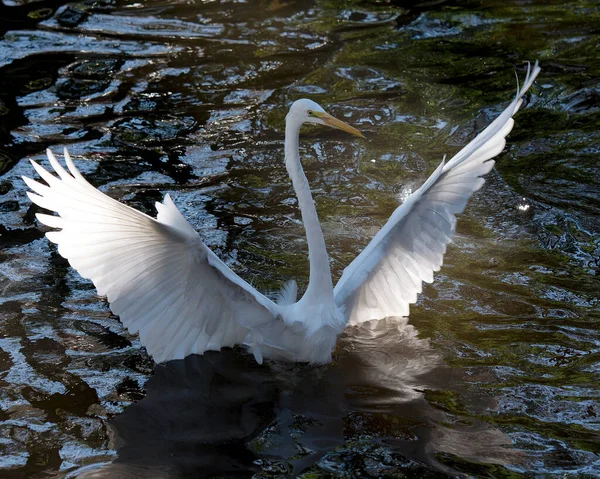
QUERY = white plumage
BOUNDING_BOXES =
[23,62,540,364]
[334,62,540,325]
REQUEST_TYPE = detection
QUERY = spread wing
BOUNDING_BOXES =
[23,149,278,362]
[334,61,540,325]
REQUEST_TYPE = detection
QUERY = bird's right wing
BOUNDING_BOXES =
[23,149,279,363]
[335,62,540,325]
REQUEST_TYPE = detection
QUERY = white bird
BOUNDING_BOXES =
[23,62,540,365]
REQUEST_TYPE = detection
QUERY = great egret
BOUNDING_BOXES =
[23,62,540,365]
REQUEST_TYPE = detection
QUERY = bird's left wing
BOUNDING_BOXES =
[334,62,540,325]
[23,149,279,363]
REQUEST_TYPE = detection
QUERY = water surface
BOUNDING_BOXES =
[0,0,599,477]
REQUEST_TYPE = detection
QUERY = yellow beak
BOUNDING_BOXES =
[315,112,365,139]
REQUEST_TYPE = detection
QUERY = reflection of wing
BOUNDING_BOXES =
[23,149,278,362]
[335,62,540,325]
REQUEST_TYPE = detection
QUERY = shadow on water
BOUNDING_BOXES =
[73,319,519,478]
[78,352,277,479]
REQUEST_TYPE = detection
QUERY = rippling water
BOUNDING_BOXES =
[0,0,599,477]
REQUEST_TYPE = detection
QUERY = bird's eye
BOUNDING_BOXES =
[307,110,314,116]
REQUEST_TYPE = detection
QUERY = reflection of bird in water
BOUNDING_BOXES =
[76,351,278,479]
[73,322,519,478]
[23,63,539,365]
[83,353,342,479]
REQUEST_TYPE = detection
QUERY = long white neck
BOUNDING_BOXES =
[285,119,334,304]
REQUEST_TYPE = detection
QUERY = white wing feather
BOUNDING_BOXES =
[334,62,540,325]
[23,149,278,362]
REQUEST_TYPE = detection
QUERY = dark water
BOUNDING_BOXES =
[0,0,599,477]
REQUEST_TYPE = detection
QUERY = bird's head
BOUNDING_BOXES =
[286,98,365,138]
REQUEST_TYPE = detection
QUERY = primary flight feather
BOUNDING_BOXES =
[23,62,540,364]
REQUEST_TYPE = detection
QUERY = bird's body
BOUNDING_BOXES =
[23,63,540,365]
